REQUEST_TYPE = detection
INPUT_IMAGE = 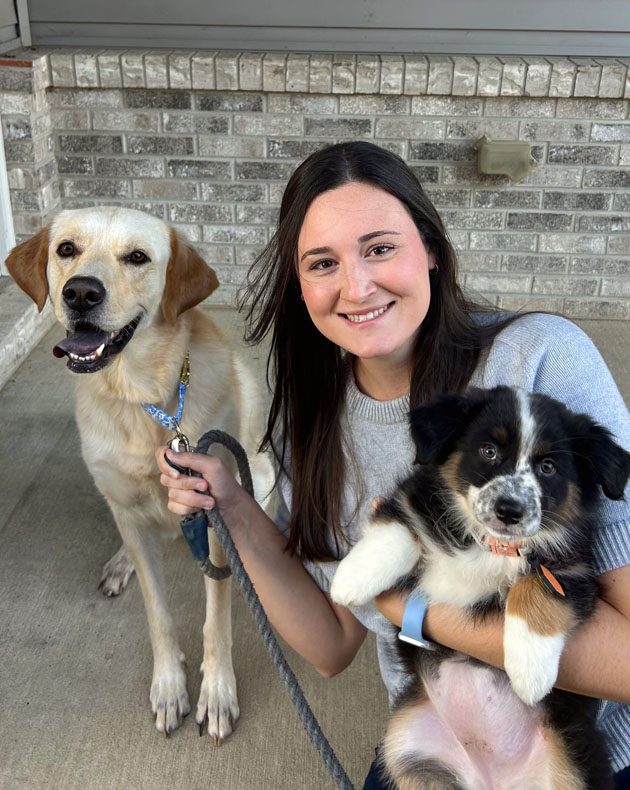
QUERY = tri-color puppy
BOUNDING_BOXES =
[331,386,630,790]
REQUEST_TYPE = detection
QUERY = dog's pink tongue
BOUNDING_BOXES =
[53,330,109,358]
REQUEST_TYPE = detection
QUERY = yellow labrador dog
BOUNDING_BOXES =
[7,207,271,743]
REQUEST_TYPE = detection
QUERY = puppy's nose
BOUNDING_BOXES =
[494,497,524,526]
[62,276,106,314]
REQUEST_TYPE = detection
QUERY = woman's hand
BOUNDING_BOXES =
[156,447,245,518]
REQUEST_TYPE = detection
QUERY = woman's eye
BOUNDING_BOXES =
[369,244,394,257]
[311,259,335,271]
[127,250,149,265]
[479,443,497,461]
[57,242,76,257]
[540,458,556,475]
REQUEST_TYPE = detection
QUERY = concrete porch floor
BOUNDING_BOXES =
[1,309,629,790]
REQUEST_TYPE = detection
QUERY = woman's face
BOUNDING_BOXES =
[297,182,435,368]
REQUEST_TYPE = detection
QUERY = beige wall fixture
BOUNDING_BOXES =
[476,137,538,182]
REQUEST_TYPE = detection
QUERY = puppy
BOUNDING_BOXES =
[6,207,272,743]
[332,386,630,789]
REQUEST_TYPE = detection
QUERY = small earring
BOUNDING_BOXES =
[300,293,305,301]
[429,264,439,276]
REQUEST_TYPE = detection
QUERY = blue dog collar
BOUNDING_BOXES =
[141,351,190,433]
[398,589,435,650]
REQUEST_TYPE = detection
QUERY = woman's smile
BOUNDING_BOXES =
[342,302,394,324]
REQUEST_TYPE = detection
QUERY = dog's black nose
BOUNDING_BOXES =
[62,276,106,314]
[494,497,524,526]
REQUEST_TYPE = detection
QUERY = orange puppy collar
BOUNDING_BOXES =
[481,537,566,597]
[481,536,528,557]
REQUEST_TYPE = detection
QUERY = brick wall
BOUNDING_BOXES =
[1,49,630,317]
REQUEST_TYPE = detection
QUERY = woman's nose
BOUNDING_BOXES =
[339,260,377,302]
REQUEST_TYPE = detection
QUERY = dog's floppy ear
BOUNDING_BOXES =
[5,226,50,311]
[571,414,630,500]
[409,389,486,465]
[162,228,219,325]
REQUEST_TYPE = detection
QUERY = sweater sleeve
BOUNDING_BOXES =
[480,313,630,575]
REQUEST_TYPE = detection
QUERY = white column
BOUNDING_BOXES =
[0,128,15,275]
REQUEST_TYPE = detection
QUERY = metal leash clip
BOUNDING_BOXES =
[165,418,195,475]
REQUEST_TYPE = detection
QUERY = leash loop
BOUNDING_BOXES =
[196,429,254,497]
[183,429,355,790]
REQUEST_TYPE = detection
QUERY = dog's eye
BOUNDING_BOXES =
[540,458,556,475]
[479,443,497,461]
[127,250,149,265]
[57,242,76,257]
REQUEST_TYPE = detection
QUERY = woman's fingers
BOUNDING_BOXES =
[167,496,215,516]
[158,471,208,492]
[158,468,210,492]
[156,447,214,513]
[156,445,243,514]
[162,481,215,514]
[164,448,219,475]
[156,446,210,476]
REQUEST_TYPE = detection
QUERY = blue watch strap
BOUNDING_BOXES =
[398,589,435,649]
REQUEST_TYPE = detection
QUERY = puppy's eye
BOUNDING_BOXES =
[127,250,149,265]
[479,443,497,461]
[57,242,76,257]
[540,459,556,475]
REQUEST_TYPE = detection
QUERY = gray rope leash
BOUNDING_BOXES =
[185,429,355,790]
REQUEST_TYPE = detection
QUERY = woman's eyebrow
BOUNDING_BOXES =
[358,230,401,243]
[299,230,401,262]
[300,245,332,262]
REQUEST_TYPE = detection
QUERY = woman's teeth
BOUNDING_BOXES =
[346,304,390,323]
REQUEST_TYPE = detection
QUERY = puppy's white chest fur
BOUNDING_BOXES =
[421,545,527,608]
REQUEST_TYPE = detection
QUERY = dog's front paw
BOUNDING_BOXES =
[330,555,378,607]
[504,615,565,705]
[196,660,239,745]
[331,520,421,607]
[99,544,135,597]
[150,652,191,735]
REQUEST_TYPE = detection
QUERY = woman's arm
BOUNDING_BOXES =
[375,564,630,703]
[157,448,367,677]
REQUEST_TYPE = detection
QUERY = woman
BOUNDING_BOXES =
[157,142,630,788]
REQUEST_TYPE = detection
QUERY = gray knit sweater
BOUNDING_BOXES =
[275,312,630,773]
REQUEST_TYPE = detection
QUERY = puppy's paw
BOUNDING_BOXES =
[331,520,421,608]
[150,652,191,735]
[330,557,378,607]
[196,660,239,745]
[99,544,135,597]
[504,615,565,705]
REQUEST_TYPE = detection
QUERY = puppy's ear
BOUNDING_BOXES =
[409,390,486,465]
[162,228,219,325]
[5,226,50,311]
[572,415,630,500]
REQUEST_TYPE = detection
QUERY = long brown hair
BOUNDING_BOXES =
[241,142,517,561]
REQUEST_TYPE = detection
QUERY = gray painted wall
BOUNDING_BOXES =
[25,0,630,55]
[0,0,18,51]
